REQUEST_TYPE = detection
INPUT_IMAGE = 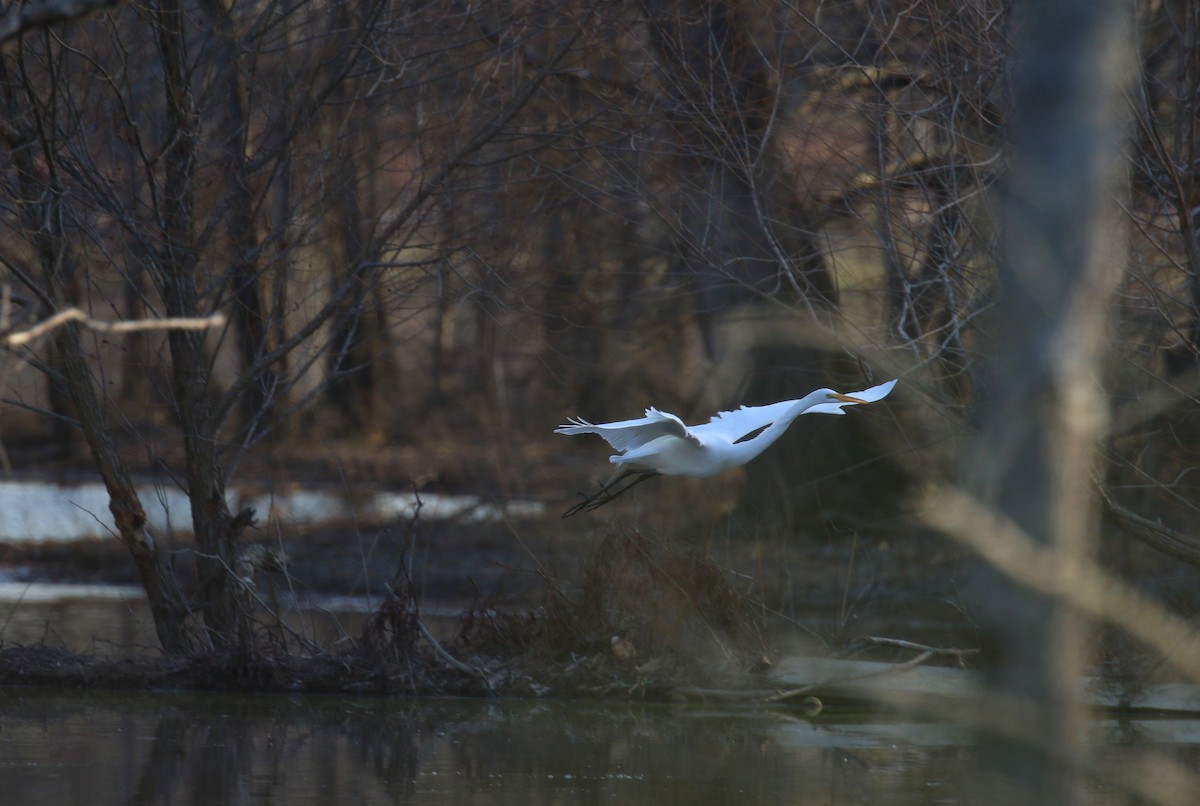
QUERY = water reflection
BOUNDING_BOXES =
[2,690,1197,805]
[0,691,967,805]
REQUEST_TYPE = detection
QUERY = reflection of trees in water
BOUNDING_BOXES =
[11,693,1200,803]
[2,694,987,803]
[122,697,424,803]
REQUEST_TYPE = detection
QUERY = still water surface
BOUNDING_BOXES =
[2,688,1198,805]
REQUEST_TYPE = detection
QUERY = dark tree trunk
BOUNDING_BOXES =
[324,176,376,433]
[154,0,253,654]
[203,0,277,439]
[55,325,198,654]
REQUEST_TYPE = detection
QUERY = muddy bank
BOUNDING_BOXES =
[0,505,982,697]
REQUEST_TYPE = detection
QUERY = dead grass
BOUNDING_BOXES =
[455,531,768,696]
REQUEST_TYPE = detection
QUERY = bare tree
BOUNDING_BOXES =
[0,39,203,652]
[0,0,596,654]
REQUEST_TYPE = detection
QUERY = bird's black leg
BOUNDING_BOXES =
[562,470,661,517]
[581,470,660,513]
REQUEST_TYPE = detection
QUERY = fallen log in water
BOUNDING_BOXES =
[766,656,1200,715]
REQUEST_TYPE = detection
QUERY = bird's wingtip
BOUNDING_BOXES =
[853,378,899,402]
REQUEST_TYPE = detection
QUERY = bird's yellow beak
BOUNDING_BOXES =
[831,393,867,404]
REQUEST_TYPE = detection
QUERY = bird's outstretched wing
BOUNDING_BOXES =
[555,407,692,454]
[693,379,898,440]
[692,400,796,442]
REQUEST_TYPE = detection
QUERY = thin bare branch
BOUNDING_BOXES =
[4,307,226,348]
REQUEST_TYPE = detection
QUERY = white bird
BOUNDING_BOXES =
[556,379,897,516]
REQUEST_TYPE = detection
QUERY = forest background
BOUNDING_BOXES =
[2,1,1200,781]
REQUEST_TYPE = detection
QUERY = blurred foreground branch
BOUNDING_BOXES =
[923,486,1200,682]
[874,685,1199,806]
[3,308,226,347]
[1100,489,1200,569]
[0,0,118,44]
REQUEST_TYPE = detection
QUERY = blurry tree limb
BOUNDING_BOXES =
[0,284,38,334]
[0,0,118,44]
[963,0,1130,800]
[842,635,980,664]
[923,486,1200,682]
[794,64,929,119]
[1107,374,1200,437]
[809,146,946,212]
[3,307,226,348]
[1099,489,1200,569]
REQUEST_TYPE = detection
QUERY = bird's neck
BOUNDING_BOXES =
[724,391,830,468]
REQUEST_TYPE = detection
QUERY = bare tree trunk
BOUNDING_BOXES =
[54,324,198,654]
[541,203,604,412]
[966,0,1129,801]
[322,80,383,435]
[202,0,277,439]
[318,0,401,437]
[44,340,83,458]
[153,0,252,654]
[324,170,375,433]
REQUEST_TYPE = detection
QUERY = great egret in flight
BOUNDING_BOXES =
[556,379,897,517]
